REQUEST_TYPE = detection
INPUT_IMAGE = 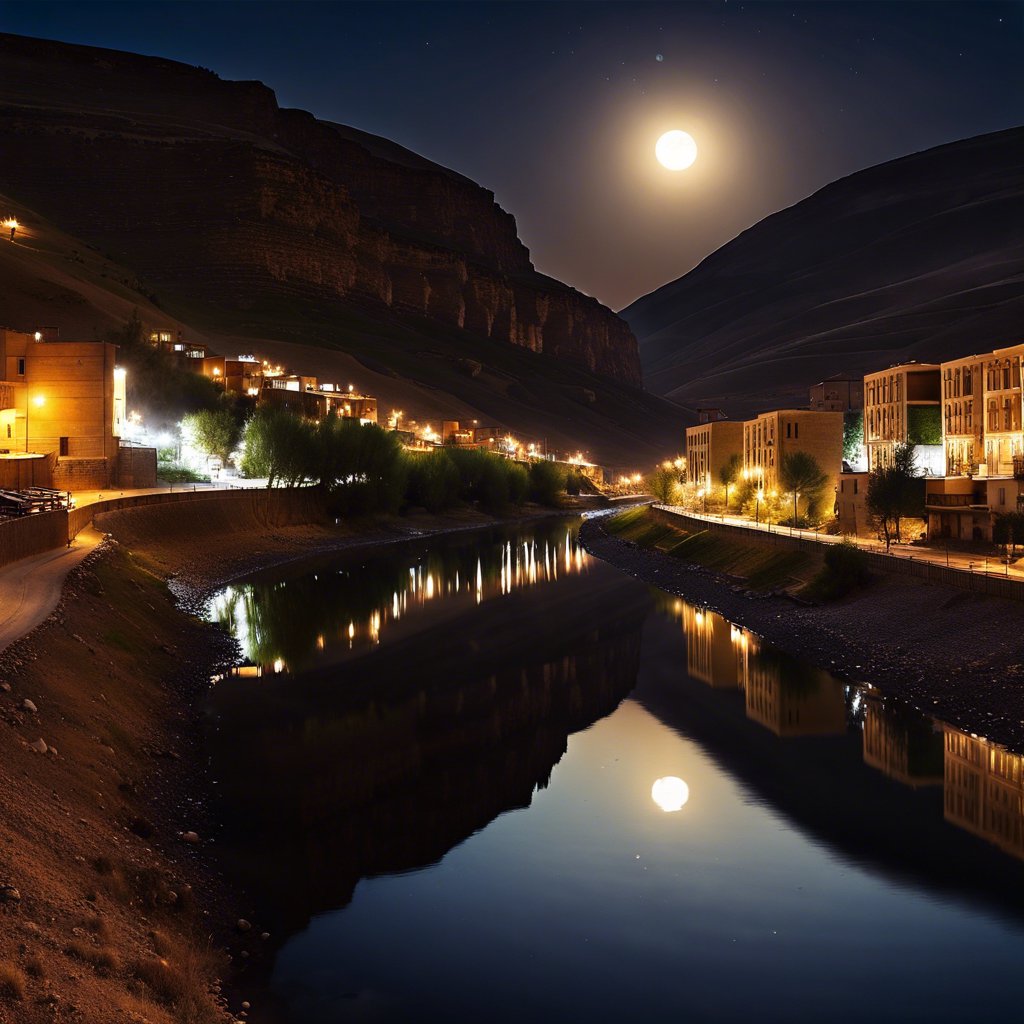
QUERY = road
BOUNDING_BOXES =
[0,525,102,655]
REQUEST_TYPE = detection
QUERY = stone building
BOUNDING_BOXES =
[863,363,942,474]
[684,419,743,491]
[0,328,151,490]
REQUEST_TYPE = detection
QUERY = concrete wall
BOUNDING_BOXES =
[117,447,157,489]
[836,472,871,537]
[0,454,53,489]
[0,509,68,568]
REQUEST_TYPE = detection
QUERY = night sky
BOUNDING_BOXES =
[1,1,1020,310]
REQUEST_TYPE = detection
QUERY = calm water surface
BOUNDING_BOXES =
[206,518,1024,1023]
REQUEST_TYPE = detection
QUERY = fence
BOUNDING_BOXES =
[650,505,1024,603]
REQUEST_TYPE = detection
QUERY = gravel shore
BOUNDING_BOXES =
[581,515,1024,751]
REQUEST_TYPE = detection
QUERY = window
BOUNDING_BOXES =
[854,479,859,495]
[17,357,25,376]
[786,422,791,439]
[794,422,799,438]
[999,488,1006,506]
[5,424,10,439]
[59,436,69,457]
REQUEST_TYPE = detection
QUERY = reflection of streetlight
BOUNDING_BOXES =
[652,776,690,813]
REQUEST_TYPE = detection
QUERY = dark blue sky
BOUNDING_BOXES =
[1,1,1020,308]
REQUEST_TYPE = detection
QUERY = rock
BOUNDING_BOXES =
[48,745,59,758]
[22,699,38,713]
[260,932,270,941]
[0,682,10,692]
[237,919,252,932]
[241,1001,251,1010]
[180,831,200,845]
[29,738,48,754]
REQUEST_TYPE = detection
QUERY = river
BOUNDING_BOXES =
[205,517,1024,1023]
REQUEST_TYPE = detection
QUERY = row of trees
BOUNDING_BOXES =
[182,407,575,516]
[648,450,831,526]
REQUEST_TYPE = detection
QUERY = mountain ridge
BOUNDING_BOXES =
[623,125,1024,415]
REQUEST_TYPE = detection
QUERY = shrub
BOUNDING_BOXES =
[0,962,25,1001]
[405,450,462,512]
[808,539,870,601]
[528,460,566,507]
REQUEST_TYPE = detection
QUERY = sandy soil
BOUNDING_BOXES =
[581,516,1024,750]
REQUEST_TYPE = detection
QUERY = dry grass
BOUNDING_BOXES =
[131,934,227,1024]
[65,938,121,975]
[24,955,46,979]
[0,962,26,1001]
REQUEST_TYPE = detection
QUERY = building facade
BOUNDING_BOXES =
[742,409,843,508]
[684,419,743,490]
[863,363,942,473]
[0,328,143,490]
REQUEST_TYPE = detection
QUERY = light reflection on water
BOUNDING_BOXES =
[203,520,1024,1023]
[207,522,590,673]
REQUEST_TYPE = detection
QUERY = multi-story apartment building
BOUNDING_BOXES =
[926,343,1024,541]
[863,362,942,474]
[742,409,843,508]
[809,372,863,412]
[684,419,743,491]
[0,327,147,489]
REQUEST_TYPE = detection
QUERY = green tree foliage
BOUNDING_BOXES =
[646,466,682,504]
[843,410,865,465]
[104,310,223,425]
[719,453,743,508]
[993,511,1024,549]
[866,442,923,550]
[241,408,314,486]
[181,407,244,463]
[811,538,870,600]
[778,450,829,524]
[405,450,462,513]
[907,405,942,446]
[528,460,567,507]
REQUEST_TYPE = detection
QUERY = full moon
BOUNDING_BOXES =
[651,776,690,813]
[655,130,697,171]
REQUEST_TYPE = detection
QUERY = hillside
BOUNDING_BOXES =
[0,33,687,466]
[623,126,1024,416]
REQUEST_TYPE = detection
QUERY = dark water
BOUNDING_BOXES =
[206,518,1024,1023]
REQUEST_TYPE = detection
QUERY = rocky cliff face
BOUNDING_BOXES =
[0,33,640,385]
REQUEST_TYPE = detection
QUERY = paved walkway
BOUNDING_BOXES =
[0,525,102,655]
[657,504,1024,581]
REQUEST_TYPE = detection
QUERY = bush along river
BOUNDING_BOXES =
[203,517,1024,1023]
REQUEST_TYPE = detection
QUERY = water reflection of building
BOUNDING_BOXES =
[944,728,1024,861]
[681,603,746,690]
[862,697,944,788]
[743,660,847,737]
[672,598,845,737]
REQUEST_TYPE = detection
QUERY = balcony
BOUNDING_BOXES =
[925,493,972,508]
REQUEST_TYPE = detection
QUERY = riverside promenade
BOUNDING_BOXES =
[652,503,1024,596]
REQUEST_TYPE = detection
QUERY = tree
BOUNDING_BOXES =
[719,453,743,510]
[843,410,865,467]
[182,407,243,464]
[646,466,682,504]
[866,442,923,550]
[778,451,828,525]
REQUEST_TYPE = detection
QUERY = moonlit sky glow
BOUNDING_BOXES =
[2,1,1020,309]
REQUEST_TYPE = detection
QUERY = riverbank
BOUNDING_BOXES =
[0,501,585,1023]
[581,511,1024,751]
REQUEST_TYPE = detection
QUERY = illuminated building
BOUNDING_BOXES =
[742,409,843,502]
[943,727,1024,861]
[259,377,378,424]
[0,327,149,489]
[861,696,944,788]
[684,418,742,490]
[863,363,942,473]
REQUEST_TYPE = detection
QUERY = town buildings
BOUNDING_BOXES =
[684,411,743,491]
[863,363,942,473]
[0,327,152,489]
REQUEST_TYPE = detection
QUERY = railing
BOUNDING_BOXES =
[925,493,972,507]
